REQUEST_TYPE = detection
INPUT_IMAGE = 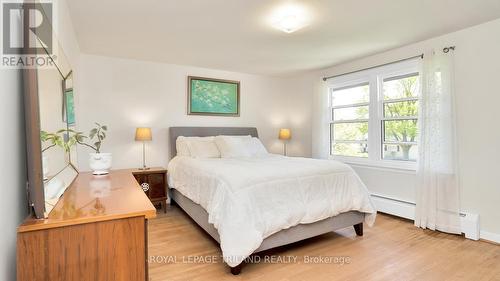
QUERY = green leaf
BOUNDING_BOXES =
[66,139,76,151]
[40,131,48,141]
[55,139,63,147]
[95,141,101,153]
[89,128,98,139]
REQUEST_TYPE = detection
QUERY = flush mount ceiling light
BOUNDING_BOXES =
[275,14,304,33]
[269,3,311,34]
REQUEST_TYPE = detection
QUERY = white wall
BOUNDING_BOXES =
[312,18,500,237]
[0,68,28,281]
[76,54,312,171]
[0,11,27,280]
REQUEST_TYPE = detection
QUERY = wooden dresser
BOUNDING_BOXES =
[17,169,157,281]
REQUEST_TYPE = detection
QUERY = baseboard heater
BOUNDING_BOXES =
[370,193,480,241]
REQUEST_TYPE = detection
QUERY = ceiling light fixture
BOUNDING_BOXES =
[269,3,310,34]
[275,14,304,33]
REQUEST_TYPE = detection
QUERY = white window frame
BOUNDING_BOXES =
[327,59,420,171]
[329,79,370,158]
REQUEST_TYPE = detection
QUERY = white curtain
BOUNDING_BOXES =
[312,79,331,159]
[415,50,461,234]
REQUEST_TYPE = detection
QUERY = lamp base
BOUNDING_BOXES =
[138,167,150,171]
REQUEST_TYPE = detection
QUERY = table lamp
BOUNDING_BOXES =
[279,128,291,156]
[135,127,152,170]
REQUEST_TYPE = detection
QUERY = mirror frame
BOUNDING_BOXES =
[23,65,45,218]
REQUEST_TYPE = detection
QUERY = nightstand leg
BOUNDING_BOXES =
[162,201,167,213]
[354,223,363,236]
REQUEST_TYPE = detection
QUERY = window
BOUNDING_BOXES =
[328,60,420,169]
[381,73,419,161]
[330,83,369,158]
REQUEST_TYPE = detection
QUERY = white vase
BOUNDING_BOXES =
[89,153,112,175]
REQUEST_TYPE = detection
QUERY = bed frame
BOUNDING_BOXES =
[168,127,365,275]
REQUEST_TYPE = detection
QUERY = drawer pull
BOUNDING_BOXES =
[141,183,150,192]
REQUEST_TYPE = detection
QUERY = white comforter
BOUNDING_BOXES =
[167,155,376,267]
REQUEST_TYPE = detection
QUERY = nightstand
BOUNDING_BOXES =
[132,167,168,213]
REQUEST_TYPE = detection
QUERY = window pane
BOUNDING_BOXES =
[331,83,369,106]
[383,120,418,142]
[383,74,419,100]
[333,106,369,121]
[383,143,417,161]
[384,100,418,118]
[332,122,368,141]
[332,143,368,158]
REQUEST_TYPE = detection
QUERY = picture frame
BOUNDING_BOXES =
[187,76,240,116]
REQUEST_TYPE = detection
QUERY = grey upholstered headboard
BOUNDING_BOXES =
[169,127,258,159]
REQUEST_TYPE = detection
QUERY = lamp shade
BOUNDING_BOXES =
[278,128,291,140]
[135,127,152,141]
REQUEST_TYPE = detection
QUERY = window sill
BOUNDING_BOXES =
[329,156,417,173]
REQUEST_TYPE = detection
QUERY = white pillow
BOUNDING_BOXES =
[246,137,268,156]
[219,135,252,139]
[176,136,221,158]
[215,136,252,158]
[176,136,191,157]
[187,137,221,158]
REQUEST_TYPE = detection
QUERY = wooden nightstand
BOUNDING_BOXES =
[132,167,168,213]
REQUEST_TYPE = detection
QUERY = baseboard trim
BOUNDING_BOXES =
[480,231,500,244]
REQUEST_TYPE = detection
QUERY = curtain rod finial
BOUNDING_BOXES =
[443,46,456,53]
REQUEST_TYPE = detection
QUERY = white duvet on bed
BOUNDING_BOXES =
[167,154,376,267]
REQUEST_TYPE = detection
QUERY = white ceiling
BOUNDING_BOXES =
[66,0,500,76]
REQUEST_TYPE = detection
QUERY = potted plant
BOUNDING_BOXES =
[74,123,111,175]
[40,130,77,180]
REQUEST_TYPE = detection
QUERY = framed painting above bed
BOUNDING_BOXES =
[187,76,240,117]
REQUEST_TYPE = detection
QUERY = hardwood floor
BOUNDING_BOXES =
[148,205,500,281]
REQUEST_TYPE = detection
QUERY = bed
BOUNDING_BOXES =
[167,127,376,274]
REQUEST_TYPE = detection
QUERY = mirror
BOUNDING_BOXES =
[23,2,79,218]
[37,36,78,216]
[38,65,70,179]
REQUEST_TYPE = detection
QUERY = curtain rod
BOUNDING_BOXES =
[322,54,424,81]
